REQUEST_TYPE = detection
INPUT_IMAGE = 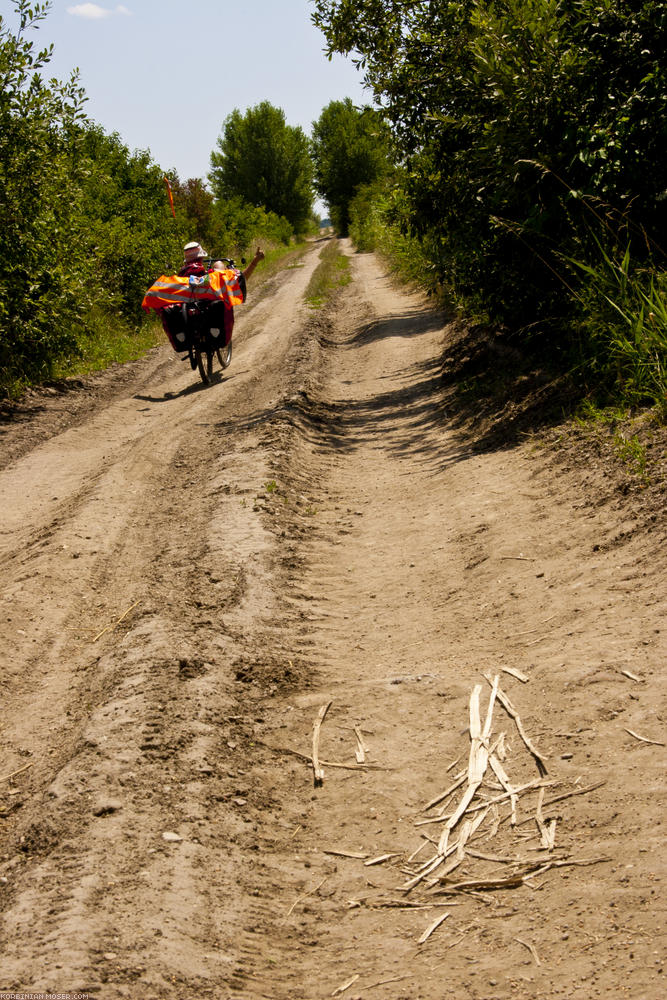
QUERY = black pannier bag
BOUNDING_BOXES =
[161,304,189,352]
[204,300,233,349]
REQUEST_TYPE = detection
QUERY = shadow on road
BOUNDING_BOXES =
[133,370,245,404]
[214,307,573,473]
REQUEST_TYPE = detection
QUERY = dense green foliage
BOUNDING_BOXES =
[313,0,667,408]
[310,98,392,235]
[209,102,314,235]
[169,175,296,255]
[0,1,87,386]
[0,2,190,393]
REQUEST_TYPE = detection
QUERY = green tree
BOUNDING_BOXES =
[0,0,88,385]
[209,101,313,234]
[311,98,392,235]
[312,1,667,328]
[76,126,186,317]
[0,1,189,393]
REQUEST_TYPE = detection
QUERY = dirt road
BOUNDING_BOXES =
[0,240,664,999]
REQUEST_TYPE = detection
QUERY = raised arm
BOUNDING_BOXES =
[242,248,265,282]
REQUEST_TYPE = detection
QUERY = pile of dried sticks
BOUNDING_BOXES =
[397,673,607,903]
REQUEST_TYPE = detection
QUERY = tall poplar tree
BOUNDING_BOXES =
[209,102,313,234]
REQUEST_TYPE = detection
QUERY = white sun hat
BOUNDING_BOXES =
[183,241,207,262]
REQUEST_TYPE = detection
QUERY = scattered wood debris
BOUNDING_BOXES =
[352,672,612,940]
[358,974,411,991]
[302,671,612,953]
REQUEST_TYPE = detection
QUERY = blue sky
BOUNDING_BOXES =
[28,1,369,207]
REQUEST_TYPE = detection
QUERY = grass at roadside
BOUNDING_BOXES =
[304,239,351,308]
[51,309,164,381]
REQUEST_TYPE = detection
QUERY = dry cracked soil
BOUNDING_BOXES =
[0,239,665,1000]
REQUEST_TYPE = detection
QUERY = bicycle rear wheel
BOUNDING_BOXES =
[195,344,214,384]
[216,342,232,369]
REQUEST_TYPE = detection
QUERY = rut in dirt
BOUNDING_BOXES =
[0,241,664,1000]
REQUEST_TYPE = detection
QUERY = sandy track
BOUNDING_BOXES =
[0,241,664,998]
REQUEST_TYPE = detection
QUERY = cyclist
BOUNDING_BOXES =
[179,242,265,281]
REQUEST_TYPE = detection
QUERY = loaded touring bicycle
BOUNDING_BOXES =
[142,256,247,385]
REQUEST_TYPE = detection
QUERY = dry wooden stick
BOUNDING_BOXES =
[486,804,501,840]
[515,937,541,966]
[437,782,480,856]
[481,675,499,742]
[541,781,604,808]
[436,868,538,892]
[624,728,665,747]
[513,781,605,826]
[312,700,332,786]
[470,683,483,740]
[365,853,401,867]
[436,684,495,856]
[419,779,555,829]
[502,666,530,683]
[430,809,488,885]
[285,877,327,920]
[353,725,368,763]
[483,674,548,775]
[92,600,140,642]
[258,742,386,772]
[524,633,555,648]
[358,974,412,991]
[418,911,450,945]
[421,770,467,814]
[524,856,610,875]
[489,753,518,826]
[402,820,480,892]
[495,731,508,761]
[546,819,557,851]
[452,778,556,819]
[0,762,34,784]
[535,788,553,850]
[401,853,446,892]
[466,848,529,864]
[323,849,368,860]
[434,855,609,896]
[331,973,360,996]
[407,838,432,863]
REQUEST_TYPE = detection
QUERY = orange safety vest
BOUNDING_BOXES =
[142,269,244,312]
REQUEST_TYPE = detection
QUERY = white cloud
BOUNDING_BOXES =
[67,3,131,17]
